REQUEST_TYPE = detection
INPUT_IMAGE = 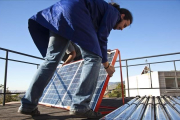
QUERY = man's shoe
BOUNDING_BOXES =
[18,107,40,116]
[69,109,102,118]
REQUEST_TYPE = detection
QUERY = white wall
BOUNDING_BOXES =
[125,71,160,97]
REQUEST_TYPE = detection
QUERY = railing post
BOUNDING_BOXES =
[173,61,178,89]
[149,64,152,88]
[3,51,8,106]
[126,60,130,97]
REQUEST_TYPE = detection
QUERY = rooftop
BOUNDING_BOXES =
[0,98,132,120]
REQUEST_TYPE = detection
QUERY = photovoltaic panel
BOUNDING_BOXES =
[39,50,119,111]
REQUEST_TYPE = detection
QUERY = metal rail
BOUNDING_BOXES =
[118,52,180,61]
[0,47,44,106]
[115,52,180,97]
[1,47,180,105]
[0,47,44,60]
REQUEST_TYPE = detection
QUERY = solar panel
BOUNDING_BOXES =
[39,49,119,111]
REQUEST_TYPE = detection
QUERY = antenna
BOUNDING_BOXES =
[145,59,148,64]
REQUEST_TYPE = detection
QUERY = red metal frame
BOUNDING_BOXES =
[94,49,119,112]
[99,106,118,114]
[94,49,124,114]
[99,106,118,109]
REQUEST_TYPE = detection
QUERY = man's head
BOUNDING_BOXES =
[109,3,133,30]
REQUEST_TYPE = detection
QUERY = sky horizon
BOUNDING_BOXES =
[0,0,180,90]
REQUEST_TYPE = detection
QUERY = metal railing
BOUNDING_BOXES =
[1,47,180,105]
[115,52,180,97]
[0,47,44,106]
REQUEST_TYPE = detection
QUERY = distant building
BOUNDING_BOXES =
[125,71,180,97]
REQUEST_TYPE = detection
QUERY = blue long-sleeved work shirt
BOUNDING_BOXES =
[28,0,120,63]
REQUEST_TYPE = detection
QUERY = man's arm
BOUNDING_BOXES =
[62,42,76,66]
[97,6,120,63]
[97,7,120,77]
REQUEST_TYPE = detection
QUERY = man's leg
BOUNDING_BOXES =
[18,31,70,114]
[70,46,102,118]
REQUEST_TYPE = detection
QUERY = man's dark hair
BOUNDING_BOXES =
[109,2,133,24]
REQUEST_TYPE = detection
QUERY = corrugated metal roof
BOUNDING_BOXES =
[100,96,180,120]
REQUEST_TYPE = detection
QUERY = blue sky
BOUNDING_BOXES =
[0,0,180,90]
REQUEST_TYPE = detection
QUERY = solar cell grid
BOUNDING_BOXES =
[39,50,118,110]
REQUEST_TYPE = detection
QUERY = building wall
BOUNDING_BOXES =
[125,71,180,97]
[158,71,180,96]
[125,71,160,97]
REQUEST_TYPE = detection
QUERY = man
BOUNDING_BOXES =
[18,0,133,118]
[62,42,82,66]
[141,66,152,74]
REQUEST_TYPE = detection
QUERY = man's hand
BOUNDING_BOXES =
[62,63,66,66]
[63,51,76,66]
[106,65,115,77]
[103,62,115,77]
